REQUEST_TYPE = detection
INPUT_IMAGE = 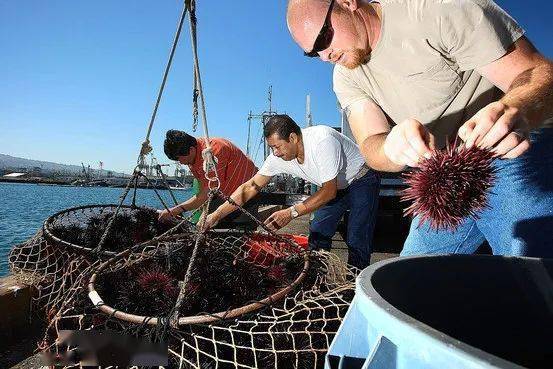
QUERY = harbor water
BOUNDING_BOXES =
[0,182,193,276]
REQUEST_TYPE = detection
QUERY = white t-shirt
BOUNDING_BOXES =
[258,125,366,189]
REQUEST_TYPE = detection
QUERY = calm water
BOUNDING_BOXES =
[0,182,193,276]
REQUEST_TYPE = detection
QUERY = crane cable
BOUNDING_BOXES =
[187,0,220,192]
[136,0,189,169]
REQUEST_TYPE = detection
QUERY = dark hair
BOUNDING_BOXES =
[163,130,197,161]
[264,114,302,141]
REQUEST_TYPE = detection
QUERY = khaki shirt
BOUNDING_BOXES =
[333,0,529,148]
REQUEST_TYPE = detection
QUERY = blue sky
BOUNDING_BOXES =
[1,1,551,173]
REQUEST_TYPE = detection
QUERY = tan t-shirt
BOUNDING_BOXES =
[333,0,528,148]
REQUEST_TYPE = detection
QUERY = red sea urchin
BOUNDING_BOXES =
[117,267,179,315]
[137,268,179,296]
[401,142,497,231]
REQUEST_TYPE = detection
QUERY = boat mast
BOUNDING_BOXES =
[246,85,278,162]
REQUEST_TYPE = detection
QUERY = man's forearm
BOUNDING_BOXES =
[171,192,207,214]
[214,182,259,219]
[501,62,553,129]
[295,187,336,216]
[361,133,405,173]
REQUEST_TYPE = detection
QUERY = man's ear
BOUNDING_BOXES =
[289,133,298,144]
[337,0,360,12]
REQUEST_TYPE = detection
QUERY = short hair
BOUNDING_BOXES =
[264,115,302,141]
[163,130,197,161]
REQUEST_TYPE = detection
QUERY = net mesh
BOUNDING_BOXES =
[42,249,355,369]
[9,194,358,369]
[8,205,189,318]
[9,229,91,318]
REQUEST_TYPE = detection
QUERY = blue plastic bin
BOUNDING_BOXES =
[326,255,553,369]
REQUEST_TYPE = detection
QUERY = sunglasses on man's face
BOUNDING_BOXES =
[304,0,336,58]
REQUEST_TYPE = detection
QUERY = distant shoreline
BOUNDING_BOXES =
[0,177,70,185]
[0,178,190,190]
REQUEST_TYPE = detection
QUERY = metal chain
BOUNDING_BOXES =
[169,190,215,328]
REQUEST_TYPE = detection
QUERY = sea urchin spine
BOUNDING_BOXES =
[401,142,497,231]
[137,268,179,298]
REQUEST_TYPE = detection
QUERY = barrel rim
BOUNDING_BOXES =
[355,254,533,369]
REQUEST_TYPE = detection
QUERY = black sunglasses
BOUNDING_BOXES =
[304,0,336,57]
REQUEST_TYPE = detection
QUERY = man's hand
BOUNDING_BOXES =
[264,209,292,232]
[199,212,220,231]
[383,118,435,167]
[458,101,531,159]
[158,208,179,223]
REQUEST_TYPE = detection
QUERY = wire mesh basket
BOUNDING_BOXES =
[9,204,189,317]
[87,231,311,326]
[43,204,186,256]
[44,248,356,369]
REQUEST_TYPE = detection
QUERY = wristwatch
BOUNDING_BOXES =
[290,205,299,219]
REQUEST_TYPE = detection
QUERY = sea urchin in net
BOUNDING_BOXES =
[117,267,179,316]
[401,143,497,231]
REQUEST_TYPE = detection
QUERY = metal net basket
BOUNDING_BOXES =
[43,204,186,256]
[43,246,356,369]
[173,278,355,369]
[9,229,91,317]
[86,230,311,325]
[16,192,358,368]
[8,204,189,316]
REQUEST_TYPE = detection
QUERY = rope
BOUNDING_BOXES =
[169,190,215,328]
[186,0,220,192]
[92,171,139,255]
[131,175,139,207]
[217,190,300,249]
[192,73,199,132]
[137,172,172,212]
[93,0,225,330]
[92,170,178,255]
[136,0,189,166]
[164,2,224,329]
[155,164,179,207]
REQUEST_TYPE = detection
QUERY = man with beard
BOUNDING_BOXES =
[286,0,553,257]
